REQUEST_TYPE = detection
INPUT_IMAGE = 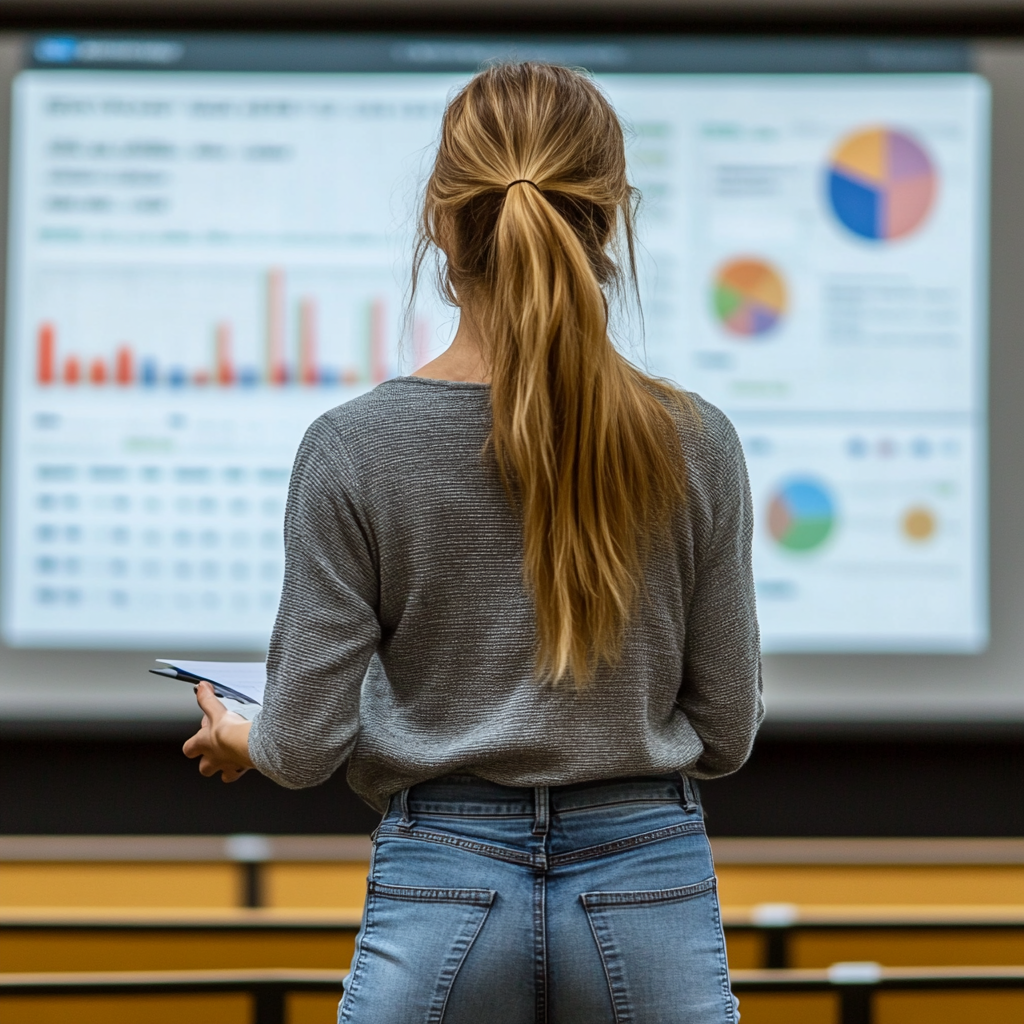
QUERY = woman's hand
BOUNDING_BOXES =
[182,681,255,783]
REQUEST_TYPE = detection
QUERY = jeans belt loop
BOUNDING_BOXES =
[679,772,699,813]
[397,787,416,830]
[532,785,550,836]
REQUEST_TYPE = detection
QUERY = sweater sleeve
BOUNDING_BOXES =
[677,413,764,778]
[247,416,381,789]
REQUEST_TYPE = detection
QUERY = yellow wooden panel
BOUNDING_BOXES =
[733,993,836,1024]
[0,994,250,1024]
[874,991,1024,1024]
[288,992,343,1024]
[0,930,356,973]
[723,929,764,969]
[0,864,239,908]
[715,865,1024,906]
[790,928,1024,968]
[265,863,368,909]
[274,861,1024,910]
[9,861,1023,911]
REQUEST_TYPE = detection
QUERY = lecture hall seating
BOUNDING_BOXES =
[1,835,1022,1024]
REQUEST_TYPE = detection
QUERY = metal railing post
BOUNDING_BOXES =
[764,930,790,969]
[225,834,271,909]
[750,903,798,968]
[839,986,873,1024]
[242,862,264,909]
[252,982,287,1024]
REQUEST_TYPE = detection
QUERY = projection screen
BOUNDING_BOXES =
[0,33,1020,727]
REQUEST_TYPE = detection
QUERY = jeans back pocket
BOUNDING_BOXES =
[581,876,736,1024]
[341,881,495,1024]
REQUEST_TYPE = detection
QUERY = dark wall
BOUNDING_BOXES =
[2,733,1021,836]
[701,735,1024,837]
[4,0,1024,36]
[0,733,381,836]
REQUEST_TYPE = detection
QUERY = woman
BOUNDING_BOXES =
[185,61,762,1024]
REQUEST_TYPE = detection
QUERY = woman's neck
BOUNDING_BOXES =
[413,309,490,383]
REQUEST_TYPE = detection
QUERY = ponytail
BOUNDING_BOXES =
[415,62,691,685]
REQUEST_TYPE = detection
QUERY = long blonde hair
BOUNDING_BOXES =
[414,62,691,685]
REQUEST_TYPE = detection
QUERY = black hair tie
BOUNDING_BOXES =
[505,179,542,194]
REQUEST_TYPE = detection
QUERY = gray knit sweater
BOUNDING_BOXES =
[248,377,763,812]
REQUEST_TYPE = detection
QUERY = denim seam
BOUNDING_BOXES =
[407,798,678,819]
[709,879,739,1024]
[338,892,375,1024]
[337,829,380,1023]
[583,902,633,1024]
[700,818,736,1016]
[552,796,681,816]
[368,880,495,906]
[428,898,494,1024]
[375,824,537,866]
[533,867,548,1023]
[549,821,705,867]
[408,808,535,819]
[580,875,717,908]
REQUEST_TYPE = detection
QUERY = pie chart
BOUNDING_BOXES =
[828,127,937,241]
[902,505,937,542]
[713,257,787,338]
[768,477,836,552]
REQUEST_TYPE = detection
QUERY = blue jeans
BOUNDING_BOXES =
[339,774,738,1024]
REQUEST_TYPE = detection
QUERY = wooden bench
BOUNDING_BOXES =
[0,907,363,974]
[731,964,1024,1024]
[0,968,347,1024]
[5,903,1024,972]
[3,965,1024,1024]
[3,834,1022,910]
[722,903,1024,968]
[3,835,1024,979]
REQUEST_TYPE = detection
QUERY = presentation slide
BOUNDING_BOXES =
[615,77,989,650]
[1,38,989,656]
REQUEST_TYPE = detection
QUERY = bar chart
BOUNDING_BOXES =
[32,266,400,391]
[2,68,463,647]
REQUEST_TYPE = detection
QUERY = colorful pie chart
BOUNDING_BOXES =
[828,127,937,241]
[768,478,836,552]
[713,258,787,338]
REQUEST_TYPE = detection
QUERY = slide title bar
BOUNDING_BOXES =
[27,34,972,75]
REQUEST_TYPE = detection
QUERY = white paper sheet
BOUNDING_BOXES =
[156,659,266,705]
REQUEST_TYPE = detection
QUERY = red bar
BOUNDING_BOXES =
[216,322,234,385]
[298,298,317,385]
[88,358,107,385]
[114,345,133,386]
[37,323,56,385]
[63,355,81,385]
[370,298,388,384]
[193,368,210,386]
[266,268,287,385]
